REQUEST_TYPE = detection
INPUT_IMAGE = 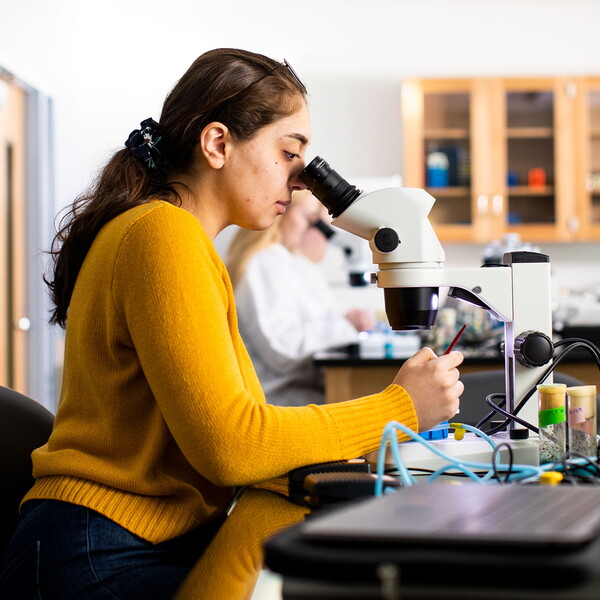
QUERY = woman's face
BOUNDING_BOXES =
[224,100,312,231]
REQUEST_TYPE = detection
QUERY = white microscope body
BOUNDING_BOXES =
[301,158,554,436]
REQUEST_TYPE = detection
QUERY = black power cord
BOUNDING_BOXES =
[475,338,600,435]
[492,442,514,484]
[555,452,600,485]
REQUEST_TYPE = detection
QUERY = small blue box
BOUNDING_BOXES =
[419,421,449,440]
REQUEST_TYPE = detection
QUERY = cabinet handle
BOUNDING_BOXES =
[568,215,580,234]
[492,194,503,216]
[477,195,489,214]
[586,173,600,193]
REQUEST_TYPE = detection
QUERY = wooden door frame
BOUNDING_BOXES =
[0,71,28,392]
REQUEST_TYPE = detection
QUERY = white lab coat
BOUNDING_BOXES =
[234,244,359,406]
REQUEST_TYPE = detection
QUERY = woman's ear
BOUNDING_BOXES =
[199,122,229,169]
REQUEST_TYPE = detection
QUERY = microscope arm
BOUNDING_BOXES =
[375,266,513,323]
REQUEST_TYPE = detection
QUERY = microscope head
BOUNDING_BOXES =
[301,158,555,434]
[300,157,445,330]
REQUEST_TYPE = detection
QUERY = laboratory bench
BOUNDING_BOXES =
[200,357,600,600]
[243,336,600,598]
[204,468,600,599]
[314,347,600,405]
[244,423,600,599]
[232,335,600,598]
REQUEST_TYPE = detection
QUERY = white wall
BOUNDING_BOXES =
[2,0,600,292]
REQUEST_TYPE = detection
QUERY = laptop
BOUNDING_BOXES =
[301,483,600,549]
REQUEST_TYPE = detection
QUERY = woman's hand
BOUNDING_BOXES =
[344,308,375,333]
[392,347,464,432]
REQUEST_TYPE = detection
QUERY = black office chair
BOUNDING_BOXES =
[0,385,54,558]
[455,369,591,428]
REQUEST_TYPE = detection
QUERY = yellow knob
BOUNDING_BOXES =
[539,471,563,485]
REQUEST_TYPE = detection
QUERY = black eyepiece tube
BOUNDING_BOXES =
[300,157,362,219]
[311,218,335,240]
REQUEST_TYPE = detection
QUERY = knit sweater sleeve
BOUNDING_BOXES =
[112,204,418,487]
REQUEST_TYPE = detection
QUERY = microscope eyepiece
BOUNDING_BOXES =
[300,157,362,218]
[302,156,440,331]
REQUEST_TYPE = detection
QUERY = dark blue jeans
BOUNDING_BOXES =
[0,499,223,600]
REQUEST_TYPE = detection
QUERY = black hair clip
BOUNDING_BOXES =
[125,118,164,175]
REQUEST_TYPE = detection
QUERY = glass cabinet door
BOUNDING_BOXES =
[579,80,600,238]
[422,90,472,227]
[504,83,556,227]
[402,80,480,241]
[499,79,574,241]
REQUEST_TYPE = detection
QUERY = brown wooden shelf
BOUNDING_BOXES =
[425,186,471,197]
[424,128,469,140]
[507,127,553,139]
[508,185,554,196]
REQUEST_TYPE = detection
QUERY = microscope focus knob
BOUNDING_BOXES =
[373,228,400,253]
[514,330,554,367]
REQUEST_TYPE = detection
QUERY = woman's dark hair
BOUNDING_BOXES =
[46,48,307,327]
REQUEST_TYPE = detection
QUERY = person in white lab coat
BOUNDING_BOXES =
[227,191,374,406]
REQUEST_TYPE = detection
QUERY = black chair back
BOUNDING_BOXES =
[0,386,54,558]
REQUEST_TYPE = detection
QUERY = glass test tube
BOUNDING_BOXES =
[567,385,598,457]
[537,383,567,464]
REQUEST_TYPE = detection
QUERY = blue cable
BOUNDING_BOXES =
[374,421,547,495]
[427,462,488,483]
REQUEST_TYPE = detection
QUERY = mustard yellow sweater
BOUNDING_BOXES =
[25,201,418,543]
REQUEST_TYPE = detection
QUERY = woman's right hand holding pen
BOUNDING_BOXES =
[392,347,464,432]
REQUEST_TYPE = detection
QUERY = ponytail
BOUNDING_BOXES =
[46,147,183,327]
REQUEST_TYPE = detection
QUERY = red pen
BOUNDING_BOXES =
[444,324,467,354]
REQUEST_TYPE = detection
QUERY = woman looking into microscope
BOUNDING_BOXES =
[0,48,463,600]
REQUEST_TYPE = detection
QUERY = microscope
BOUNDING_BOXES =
[300,157,555,439]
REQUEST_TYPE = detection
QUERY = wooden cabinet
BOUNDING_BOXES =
[401,77,597,243]
[575,77,600,240]
[321,360,600,405]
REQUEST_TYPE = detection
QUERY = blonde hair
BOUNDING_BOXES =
[226,191,318,289]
